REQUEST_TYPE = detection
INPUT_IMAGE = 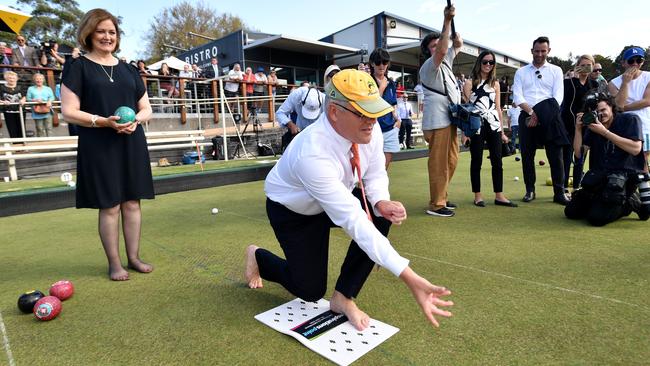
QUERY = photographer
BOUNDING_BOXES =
[565,93,649,226]
[40,40,65,69]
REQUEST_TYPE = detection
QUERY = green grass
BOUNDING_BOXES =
[0,157,279,195]
[1,153,649,365]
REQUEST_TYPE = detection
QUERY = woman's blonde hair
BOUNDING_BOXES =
[32,73,45,82]
[76,8,120,52]
[576,54,595,66]
[3,71,17,80]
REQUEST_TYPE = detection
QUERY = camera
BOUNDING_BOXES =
[637,173,650,220]
[581,92,599,125]
[39,40,56,54]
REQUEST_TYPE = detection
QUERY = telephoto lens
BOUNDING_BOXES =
[637,173,650,220]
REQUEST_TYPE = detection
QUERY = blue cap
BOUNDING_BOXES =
[256,66,265,73]
[623,47,645,61]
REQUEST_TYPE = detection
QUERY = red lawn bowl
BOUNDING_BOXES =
[49,280,74,301]
[33,296,62,321]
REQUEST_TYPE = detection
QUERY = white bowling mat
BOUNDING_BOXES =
[255,298,399,366]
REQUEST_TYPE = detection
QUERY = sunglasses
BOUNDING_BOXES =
[481,60,495,65]
[593,69,602,72]
[535,70,542,79]
[373,60,389,66]
[334,103,370,121]
[627,57,645,65]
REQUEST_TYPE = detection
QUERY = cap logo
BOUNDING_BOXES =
[329,90,336,98]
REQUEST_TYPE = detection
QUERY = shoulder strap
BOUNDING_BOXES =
[421,59,453,103]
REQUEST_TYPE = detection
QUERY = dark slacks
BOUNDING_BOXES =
[518,115,565,195]
[469,121,504,193]
[256,188,391,301]
[398,118,413,148]
[565,188,626,226]
[563,145,585,189]
[3,112,24,138]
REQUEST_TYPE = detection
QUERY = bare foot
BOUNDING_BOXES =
[330,291,370,331]
[245,245,263,289]
[109,265,130,281]
[127,259,154,273]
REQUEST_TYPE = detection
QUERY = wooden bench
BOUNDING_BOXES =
[0,130,207,181]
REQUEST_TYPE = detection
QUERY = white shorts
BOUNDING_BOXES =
[382,127,400,153]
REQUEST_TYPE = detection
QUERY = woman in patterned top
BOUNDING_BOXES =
[462,50,517,208]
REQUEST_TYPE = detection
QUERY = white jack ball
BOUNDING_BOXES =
[211,208,219,215]
[513,176,520,181]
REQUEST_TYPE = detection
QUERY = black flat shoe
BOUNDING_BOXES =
[495,199,518,207]
[473,200,485,207]
[522,192,536,202]
[553,194,570,206]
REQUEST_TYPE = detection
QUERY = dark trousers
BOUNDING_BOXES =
[398,118,413,147]
[565,188,626,226]
[3,112,24,138]
[256,188,391,301]
[563,145,585,190]
[519,119,565,195]
[469,122,503,193]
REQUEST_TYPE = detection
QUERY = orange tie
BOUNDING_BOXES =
[350,143,373,221]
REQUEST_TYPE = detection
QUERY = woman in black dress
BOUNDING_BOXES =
[1,71,27,138]
[61,8,154,281]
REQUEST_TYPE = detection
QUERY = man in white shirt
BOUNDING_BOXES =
[397,94,414,149]
[413,82,424,117]
[245,69,453,331]
[512,36,569,204]
[608,46,650,172]
[276,85,325,150]
[223,63,243,113]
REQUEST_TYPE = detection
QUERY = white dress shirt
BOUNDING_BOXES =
[512,62,564,108]
[396,100,412,120]
[275,86,324,129]
[265,114,409,277]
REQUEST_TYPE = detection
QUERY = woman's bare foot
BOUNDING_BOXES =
[245,245,263,289]
[127,259,153,273]
[330,291,370,331]
[109,265,129,281]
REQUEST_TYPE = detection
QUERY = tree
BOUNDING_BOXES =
[143,1,250,61]
[11,0,84,47]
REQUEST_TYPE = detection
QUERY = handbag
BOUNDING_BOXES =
[33,104,50,114]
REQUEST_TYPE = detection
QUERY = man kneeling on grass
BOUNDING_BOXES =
[245,69,453,330]
[565,93,650,226]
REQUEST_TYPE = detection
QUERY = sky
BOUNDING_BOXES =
[5,0,649,63]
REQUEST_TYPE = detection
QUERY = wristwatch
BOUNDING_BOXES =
[90,114,98,128]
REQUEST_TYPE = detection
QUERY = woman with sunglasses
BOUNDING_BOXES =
[561,55,599,191]
[369,48,401,169]
[609,46,650,172]
[462,51,517,207]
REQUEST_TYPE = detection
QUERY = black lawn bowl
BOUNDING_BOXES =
[17,290,45,314]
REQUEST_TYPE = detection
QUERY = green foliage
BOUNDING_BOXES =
[14,0,84,47]
[143,0,249,62]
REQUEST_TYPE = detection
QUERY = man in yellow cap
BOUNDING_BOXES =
[245,69,453,331]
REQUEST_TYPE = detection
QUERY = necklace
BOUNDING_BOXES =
[100,64,114,82]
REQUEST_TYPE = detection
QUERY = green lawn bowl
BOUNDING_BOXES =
[114,106,136,124]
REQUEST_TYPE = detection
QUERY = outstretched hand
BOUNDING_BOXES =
[400,267,453,327]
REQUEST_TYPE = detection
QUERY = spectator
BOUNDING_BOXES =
[191,63,203,78]
[396,81,405,98]
[203,57,219,79]
[566,94,648,225]
[253,66,267,109]
[323,64,340,85]
[499,76,510,107]
[512,36,569,205]
[225,63,243,97]
[243,66,256,110]
[413,81,424,117]
[179,63,193,78]
[369,48,400,169]
[561,55,598,192]
[456,74,465,96]
[159,62,178,98]
[608,46,650,172]
[61,8,155,281]
[276,85,324,151]
[1,42,12,75]
[590,63,608,94]
[26,73,55,137]
[0,71,27,138]
[267,68,278,96]
[419,5,463,217]
[507,101,521,152]
[39,41,65,69]
[11,34,39,67]
[357,62,370,74]
[136,60,151,75]
[462,50,516,208]
[397,94,413,149]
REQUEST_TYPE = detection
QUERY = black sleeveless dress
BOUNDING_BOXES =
[62,57,154,209]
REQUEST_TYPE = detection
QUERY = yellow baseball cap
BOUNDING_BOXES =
[325,69,394,118]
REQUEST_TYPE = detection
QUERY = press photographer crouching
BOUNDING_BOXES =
[565,93,650,226]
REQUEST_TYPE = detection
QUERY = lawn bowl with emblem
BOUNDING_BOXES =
[114,106,136,124]
[34,296,62,321]
[17,290,45,314]
[49,280,74,301]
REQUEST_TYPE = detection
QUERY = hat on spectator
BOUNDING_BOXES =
[301,87,322,120]
[623,47,645,61]
[256,66,265,73]
[325,69,393,118]
[324,64,341,83]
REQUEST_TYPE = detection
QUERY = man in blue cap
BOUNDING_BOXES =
[609,46,650,172]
